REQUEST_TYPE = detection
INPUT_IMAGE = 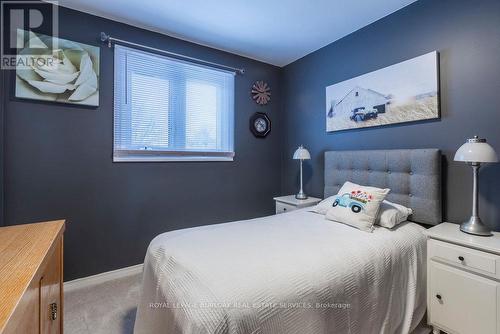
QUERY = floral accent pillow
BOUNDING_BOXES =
[325,182,390,232]
[311,195,339,215]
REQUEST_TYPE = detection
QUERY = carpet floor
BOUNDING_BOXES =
[64,271,431,334]
[64,272,141,334]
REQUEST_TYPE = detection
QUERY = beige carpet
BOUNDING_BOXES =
[64,272,141,334]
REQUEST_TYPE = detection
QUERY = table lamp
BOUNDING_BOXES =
[454,136,498,236]
[293,145,311,200]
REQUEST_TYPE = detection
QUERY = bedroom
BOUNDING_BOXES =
[0,0,499,333]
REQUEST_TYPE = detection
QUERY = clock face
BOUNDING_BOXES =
[251,81,271,105]
[254,118,267,132]
[250,112,271,138]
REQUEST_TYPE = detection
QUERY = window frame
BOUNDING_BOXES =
[113,45,235,162]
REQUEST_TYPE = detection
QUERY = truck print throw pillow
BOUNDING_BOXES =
[325,181,390,232]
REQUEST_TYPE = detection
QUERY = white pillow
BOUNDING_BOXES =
[311,195,338,215]
[324,181,390,232]
[377,200,413,229]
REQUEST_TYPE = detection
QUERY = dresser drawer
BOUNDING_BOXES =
[275,202,296,214]
[429,239,500,279]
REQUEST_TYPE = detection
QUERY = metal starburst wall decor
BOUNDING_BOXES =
[251,80,271,105]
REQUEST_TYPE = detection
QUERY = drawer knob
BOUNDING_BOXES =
[458,256,464,261]
[436,294,442,300]
[283,208,287,211]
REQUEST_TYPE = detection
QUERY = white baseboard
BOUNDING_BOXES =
[64,263,143,293]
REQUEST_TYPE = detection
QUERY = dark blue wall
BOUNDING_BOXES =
[1,6,282,280]
[3,0,500,281]
[281,0,500,230]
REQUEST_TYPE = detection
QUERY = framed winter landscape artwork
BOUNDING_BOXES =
[15,30,100,107]
[325,51,439,132]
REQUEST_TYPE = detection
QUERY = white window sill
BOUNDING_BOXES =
[113,156,234,162]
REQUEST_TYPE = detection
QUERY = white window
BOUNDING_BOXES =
[113,45,235,162]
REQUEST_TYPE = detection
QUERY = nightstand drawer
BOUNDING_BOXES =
[276,202,296,214]
[429,239,500,278]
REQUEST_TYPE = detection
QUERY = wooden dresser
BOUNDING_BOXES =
[0,220,65,334]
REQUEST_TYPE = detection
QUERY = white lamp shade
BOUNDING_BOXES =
[293,146,311,160]
[454,137,498,163]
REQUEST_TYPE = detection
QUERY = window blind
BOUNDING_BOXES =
[113,45,235,162]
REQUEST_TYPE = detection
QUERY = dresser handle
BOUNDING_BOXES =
[458,256,464,261]
[50,303,57,320]
[436,294,442,300]
[283,208,287,211]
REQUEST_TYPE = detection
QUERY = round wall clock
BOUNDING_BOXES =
[251,81,271,105]
[250,112,271,138]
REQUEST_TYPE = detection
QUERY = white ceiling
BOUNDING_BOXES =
[58,0,418,67]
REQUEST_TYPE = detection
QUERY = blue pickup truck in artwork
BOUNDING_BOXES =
[350,107,379,122]
[332,193,366,213]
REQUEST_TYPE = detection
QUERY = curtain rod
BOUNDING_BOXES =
[100,32,245,75]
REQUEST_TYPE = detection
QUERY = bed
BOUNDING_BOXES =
[134,149,442,334]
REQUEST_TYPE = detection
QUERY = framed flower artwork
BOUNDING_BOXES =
[15,30,100,107]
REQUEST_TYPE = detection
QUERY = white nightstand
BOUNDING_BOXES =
[424,223,500,334]
[273,195,321,214]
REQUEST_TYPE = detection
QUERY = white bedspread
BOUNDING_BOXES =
[134,209,427,334]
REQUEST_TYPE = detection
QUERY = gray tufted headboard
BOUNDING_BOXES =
[324,149,442,225]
